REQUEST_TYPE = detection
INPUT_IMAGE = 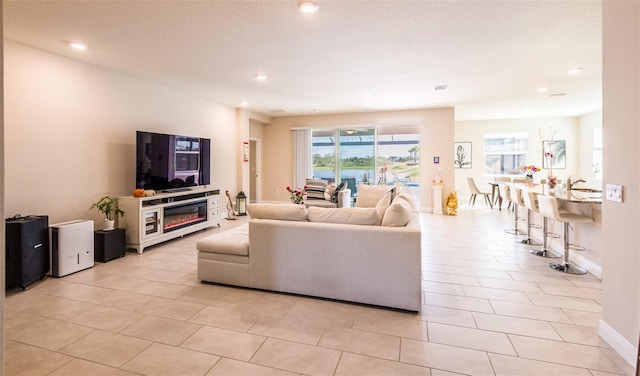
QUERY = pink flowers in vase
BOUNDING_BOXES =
[544,151,554,176]
[286,185,306,204]
[544,151,557,188]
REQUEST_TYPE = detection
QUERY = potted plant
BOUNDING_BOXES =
[90,195,125,231]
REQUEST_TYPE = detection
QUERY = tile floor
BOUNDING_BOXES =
[4,207,636,376]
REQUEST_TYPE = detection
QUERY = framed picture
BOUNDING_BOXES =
[542,140,566,169]
[454,142,472,169]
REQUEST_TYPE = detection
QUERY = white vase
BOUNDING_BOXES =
[103,219,115,231]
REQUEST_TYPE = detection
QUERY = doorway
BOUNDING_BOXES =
[249,139,261,203]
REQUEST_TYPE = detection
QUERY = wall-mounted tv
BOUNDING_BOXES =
[136,131,211,192]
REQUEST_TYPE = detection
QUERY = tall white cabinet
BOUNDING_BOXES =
[118,187,221,254]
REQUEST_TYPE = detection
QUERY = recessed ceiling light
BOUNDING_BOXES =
[297,1,319,13]
[69,42,87,51]
[567,68,583,75]
[255,74,268,82]
[240,101,248,107]
[434,85,448,91]
[362,92,372,98]
[537,87,549,93]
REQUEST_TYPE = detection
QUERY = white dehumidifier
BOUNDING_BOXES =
[49,220,94,277]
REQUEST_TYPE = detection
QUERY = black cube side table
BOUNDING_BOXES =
[94,228,126,262]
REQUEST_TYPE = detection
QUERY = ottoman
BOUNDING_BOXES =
[197,223,250,287]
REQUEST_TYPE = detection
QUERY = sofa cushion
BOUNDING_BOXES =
[356,185,394,208]
[375,191,393,224]
[247,204,308,221]
[308,206,380,226]
[382,198,412,227]
[304,199,336,208]
[197,225,249,256]
[305,178,327,200]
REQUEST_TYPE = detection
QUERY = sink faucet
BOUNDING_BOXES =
[568,177,586,190]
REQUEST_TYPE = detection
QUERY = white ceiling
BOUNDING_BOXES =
[3,0,602,121]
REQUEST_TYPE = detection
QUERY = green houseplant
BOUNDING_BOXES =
[90,195,125,231]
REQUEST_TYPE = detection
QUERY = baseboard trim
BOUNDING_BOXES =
[599,319,638,368]
[571,252,602,279]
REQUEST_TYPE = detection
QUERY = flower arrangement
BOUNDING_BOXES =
[544,151,555,177]
[521,165,540,178]
[539,126,558,188]
[544,151,557,188]
[286,185,306,204]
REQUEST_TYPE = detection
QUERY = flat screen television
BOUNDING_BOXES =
[136,131,211,192]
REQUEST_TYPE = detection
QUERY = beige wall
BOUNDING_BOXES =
[4,41,239,225]
[262,108,455,210]
[577,111,603,187]
[455,117,582,197]
[601,0,640,367]
[236,109,270,200]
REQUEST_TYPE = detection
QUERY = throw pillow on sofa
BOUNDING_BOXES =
[305,178,327,200]
[331,181,347,203]
[381,198,412,227]
[374,191,393,224]
[396,187,417,212]
[324,183,336,201]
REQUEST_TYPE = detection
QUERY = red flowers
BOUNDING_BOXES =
[286,185,306,204]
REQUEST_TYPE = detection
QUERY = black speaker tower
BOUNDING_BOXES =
[5,215,50,290]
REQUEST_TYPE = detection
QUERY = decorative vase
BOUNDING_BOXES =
[547,175,557,189]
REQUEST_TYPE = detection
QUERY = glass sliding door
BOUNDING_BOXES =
[311,130,336,182]
[311,125,420,205]
[338,129,375,195]
[377,125,420,203]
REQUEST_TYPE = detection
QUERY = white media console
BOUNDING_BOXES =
[118,187,221,254]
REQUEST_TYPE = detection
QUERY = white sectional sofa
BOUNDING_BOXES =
[197,185,422,311]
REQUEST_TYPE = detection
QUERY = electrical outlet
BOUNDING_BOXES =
[606,184,623,203]
[275,188,279,194]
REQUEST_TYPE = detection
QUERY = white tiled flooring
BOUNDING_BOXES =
[4,207,635,376]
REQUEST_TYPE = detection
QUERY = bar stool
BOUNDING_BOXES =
[499,184,524,235]
[513,188,541,245]
[537,195,593,275]
[522,191,561,258]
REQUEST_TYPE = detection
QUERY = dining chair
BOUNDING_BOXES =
[466,178,492,208]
